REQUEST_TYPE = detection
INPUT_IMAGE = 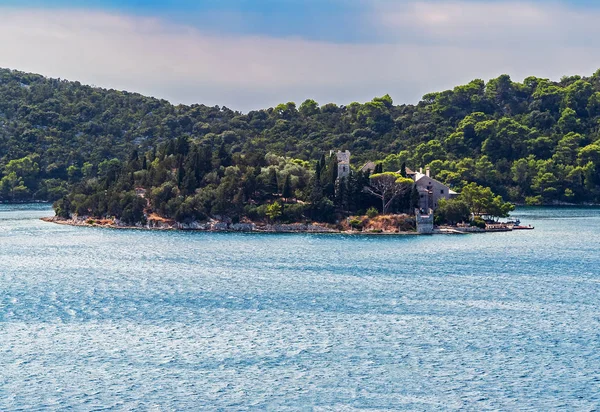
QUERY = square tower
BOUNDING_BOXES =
[336,150,351,179]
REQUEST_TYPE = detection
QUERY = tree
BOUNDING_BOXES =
[299,99,319,116]
[459,182,514,218]
[532,171,560,201]
[578,144,600,165]
[267,168,278,195]
[281,174,292,201]
[1,172,29,201]
[266,201,283,222]
[435,198,471,225]
[410,184,420,212]
[363,172,413,214]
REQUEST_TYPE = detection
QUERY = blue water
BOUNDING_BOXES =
[1,204,600,410]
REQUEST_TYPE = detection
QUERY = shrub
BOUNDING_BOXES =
[348,218,362,229]
[525,196,543,206]
[471,217,486,229]
[266,201,283,222]
[244,205,260,220]
[282,203,306,223]
[366,207,379,218]
[398,216,416,232]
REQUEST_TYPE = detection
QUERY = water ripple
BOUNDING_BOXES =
[1,204,600,410]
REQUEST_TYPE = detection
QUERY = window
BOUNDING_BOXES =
[440,189,444,194]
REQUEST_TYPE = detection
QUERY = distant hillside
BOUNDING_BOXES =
[1,67,600,204]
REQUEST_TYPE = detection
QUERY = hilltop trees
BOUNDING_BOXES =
[1,67,600,205]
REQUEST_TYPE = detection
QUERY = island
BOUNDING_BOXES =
[0,67,598,226]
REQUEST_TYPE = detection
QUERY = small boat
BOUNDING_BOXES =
[506,218,521,226]
[513,225,534,230]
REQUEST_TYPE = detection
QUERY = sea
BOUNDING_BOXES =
[1,204,599,410]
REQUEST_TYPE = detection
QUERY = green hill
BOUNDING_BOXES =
[1,67,600,205]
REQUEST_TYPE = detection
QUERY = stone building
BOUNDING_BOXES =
[404,166,458,211]
[336,150,351,179]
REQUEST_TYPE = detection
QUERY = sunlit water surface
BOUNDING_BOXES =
[1,204,600,410]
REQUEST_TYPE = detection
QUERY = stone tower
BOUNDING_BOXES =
[415,208,434,234]
[336,150,351,179]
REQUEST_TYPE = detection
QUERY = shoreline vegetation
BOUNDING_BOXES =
[40,214,486,235]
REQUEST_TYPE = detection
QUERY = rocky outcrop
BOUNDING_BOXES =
[42,216,338,233]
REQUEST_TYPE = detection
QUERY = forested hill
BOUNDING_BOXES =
[1,67,600,204]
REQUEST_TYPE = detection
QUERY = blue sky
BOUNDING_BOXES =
[1,0,373,42]
[1,1,600,111]
[3,0,599,43]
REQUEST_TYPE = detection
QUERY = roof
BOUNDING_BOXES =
[360,161,376,173]
[414,172,450,189]
[412,169,460,195]
[395,166,415,176]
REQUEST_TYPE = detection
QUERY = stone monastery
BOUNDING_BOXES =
[334,150,459,211]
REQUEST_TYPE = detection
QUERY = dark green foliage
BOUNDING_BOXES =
[471,217,487,229]
[366,207,378,218]
[281,174,292,200]
[435,198,471,225]
[1,67,599,206]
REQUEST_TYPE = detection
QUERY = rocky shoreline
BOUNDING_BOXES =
[42,216,340,234]
[40,216,428,235]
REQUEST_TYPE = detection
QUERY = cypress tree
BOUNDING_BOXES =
[177,163,185,188]
[217,142,232,168]
[315,159,322,182]
[318,153,326,175]
[282,174,292,201]
[335,176,347,210]
[267,168,278,195]
[166,139,176,156]
[410,184,420,213]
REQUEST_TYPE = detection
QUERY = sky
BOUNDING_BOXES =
[1,0,600,112]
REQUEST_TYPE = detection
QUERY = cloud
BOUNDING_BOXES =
[0,3,599,112]
[372,1,600,47]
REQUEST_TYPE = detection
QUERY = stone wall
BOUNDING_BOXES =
[416,209,434,234]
